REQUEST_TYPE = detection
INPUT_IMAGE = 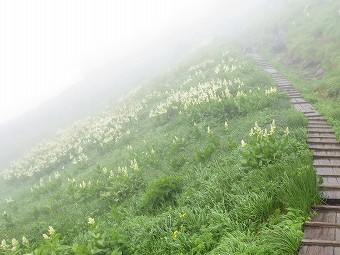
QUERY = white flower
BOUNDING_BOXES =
[270,120,276,134]
[5,197,14,203]
[284,127,290,136]
[249,128,254,136]
[241,140,247,147]
[11,238,19,251]
[130,159,139,171]
[0,239,9,250]
[22,236,29,246]
[48,226,55,235]
[42,234,50,240]
[88,217,95,225]
[11,238,18,247]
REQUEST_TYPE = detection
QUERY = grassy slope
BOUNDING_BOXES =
[0,41,320,255]
[245,0,340,137]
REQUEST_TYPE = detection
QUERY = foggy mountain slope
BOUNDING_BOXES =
[0,7,250,171]
[0,39,195,170]
[0,40,319,254]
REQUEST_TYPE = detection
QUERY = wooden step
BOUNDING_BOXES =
[317,173,340,177]
[286,92,301,95]
[308,127,333,131]
[308,121,331,125]
[313,205,340,211]
[315,165,340,171]
[288,95,303,99]
[319,184,340,190]
[305,222,340,228]
[289,96,303,99]
[281,88,299,92]
[280,89,297,93]
[315,164,340,169]
[308,130,336,134]
[305,113,323,117]
[310,140,339,145]
[314,151,340,158]
[308,116,327,121]
[308,134,337,139]
[309,145,340,150]
[307,138,340,145]
[321,177,340,187]
[308,125,333,129]
[301,239,340,247]
[308,138,339,143]
[315,159,340,165]
[314,155,340,161]
[278,84,293,87]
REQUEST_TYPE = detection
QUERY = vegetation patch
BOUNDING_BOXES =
[0,42,321,254]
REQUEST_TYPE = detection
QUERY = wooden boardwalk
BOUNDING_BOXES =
[249,53,340,255]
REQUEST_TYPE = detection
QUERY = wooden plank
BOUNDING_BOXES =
[308,127,334,130]
[301,240,340,247]
[313,205,340,211]
[312,146,340,151]
[308,117,327,121]
[287,92,301,95]
[288,96,302,100]
[309,134,337,139]
[319,184,340,190]
[310,141,340,145]
[299,245,334,255]
[321,177,340,186]
[321,190,340,201]
[308,122,331,126]
[311,212,336,223]
[314,152,340,158]
[305,222,340,228]
[308,138,339,143]
[318,173,340,177]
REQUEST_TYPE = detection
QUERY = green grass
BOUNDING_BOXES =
[0,41,321,254]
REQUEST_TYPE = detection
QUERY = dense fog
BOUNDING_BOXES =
[0,0,268,169]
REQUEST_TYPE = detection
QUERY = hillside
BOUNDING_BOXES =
[0,40,191,171]
[244,0,340,138]
[0,41,320,254]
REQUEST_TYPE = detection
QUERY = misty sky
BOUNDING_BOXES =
[0,0,265,124]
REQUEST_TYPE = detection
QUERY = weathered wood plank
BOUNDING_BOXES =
[299,245,334,255]
[302,239,340,247]
[313,205,340,211]
[305,222,340,228]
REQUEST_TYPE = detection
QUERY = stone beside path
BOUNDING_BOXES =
[249,53,340,255]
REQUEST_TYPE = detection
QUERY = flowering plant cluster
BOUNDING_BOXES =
[1,102,143,180]
[241,120,291,169]
[149,78,244,117]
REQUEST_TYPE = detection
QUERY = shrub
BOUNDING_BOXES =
[241,120,290,169]
[230,192,274,228]
[262,208,307,255]
[142,176,183,211]
[210,231,266,255]
[100,163,145,204]
[280,164,321,212]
